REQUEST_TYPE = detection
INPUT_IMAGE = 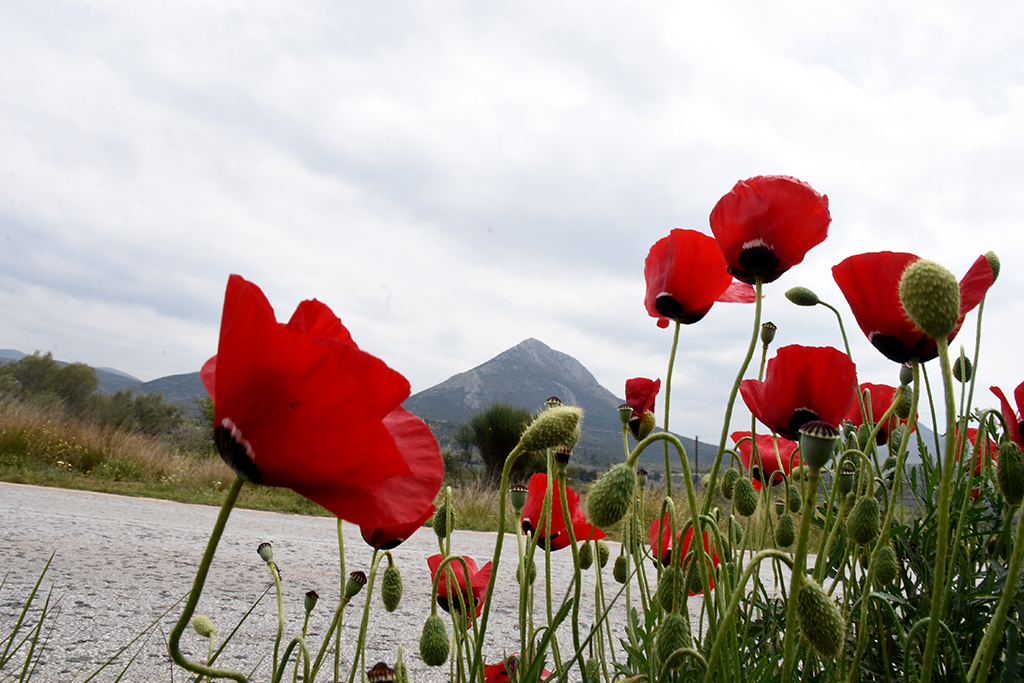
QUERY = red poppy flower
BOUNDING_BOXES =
[991,381,1024,449]
[484,655,551,683]
[730,432,800,491]
[740,345,858,441]
[427,553,492,624]
[625,377,660,437]
[957,427,999,476]
[844,383,916,446]
[649,513,720,591]
[644,228,756,328]
[832,252,995,364]
[709,175,831,284]
[520,473,605,550]
[200,275,444,532]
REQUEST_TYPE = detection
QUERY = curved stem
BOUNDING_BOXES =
[781,466,822,681]
[663,321,681,497]
[167,476,248,683]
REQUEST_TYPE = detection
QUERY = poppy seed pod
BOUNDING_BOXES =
[586,463,636,528]
[579,541,594,570]
[553,445,572,467]
[367,662,395,683]
[899,259,961,340]
[847,496,881,545]
[761,321,778,345]
[786,286,820,307]
[953,356,973,383]
[636,467,648,488]
[509,484,528,512]
[304,590,319,614]
[257,542,273,563]
[381,564,403,612]
[345,571,367,598]
[721,467,741,500]
[873,544,900,587]
[732,477,758,517]
[433,503,456,540]
[519,406,583,452]
[613,554,628,583]
[996,440,1024,507]
[618,403,632,424]
[838,465,856,495]
[774,499,786,516]
[192,615,215,638]
[775,513,796,548]
[800,421,841,470]
[657,612,692,669]
[796,576,846,659]
[419,614,450,666]
[597,539,611,568]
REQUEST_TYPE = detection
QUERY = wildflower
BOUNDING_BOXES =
[845,383,914,446]
[644,228,755,328]
[200,275,443,532]
[832,252,995,363]
[740,345,858,441]
[485,655,551,683]
[991,381,1024,449]
[730,432,800,491]
[520,473,605,550]
[624,377,660,440]
[427,554,492,624]
[957,427,999,476]
[649,512,720,587]
[709,175,831,284]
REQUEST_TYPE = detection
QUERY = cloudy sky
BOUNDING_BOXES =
[2,1,1022,443]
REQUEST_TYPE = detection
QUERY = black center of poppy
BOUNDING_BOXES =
[731,245,782,283]
[655,293,710,325]
[870,334,920,364]
[787,408,820,439]
[215,424,262,484]
[366,528,403,551]
[436,593,479,615]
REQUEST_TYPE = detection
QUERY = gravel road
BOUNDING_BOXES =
[1,482,791,682]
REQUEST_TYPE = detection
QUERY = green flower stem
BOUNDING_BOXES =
[663,320,681,497]
[704,277,763,517]
[334,518,345,683]
[557,474,587,679]
[514,510,529,660]
[812,461,846,582]
[269,559,284,681]
[167,476,248,683]
[968,498,1024,681]
[921,363,944,468]
[920,337,960,683]
[346,549,382,683]
[273,638,310,683]
[703,549,794,682]
[308,592,354,681]
[780,465,822,682]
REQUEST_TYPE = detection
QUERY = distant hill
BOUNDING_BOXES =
[402,338,708,472]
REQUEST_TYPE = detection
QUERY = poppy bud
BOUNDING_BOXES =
[847,496,881,545]
[729,516,744,547]
[656,612,692,669]
[545,396,562,409]
[855,423,871,451]
[419,614,449,667]
[636,467,648,489]
[882,455,898,480]
[701,473,712,489]
[367,662,395,683]
[613,555,628,583]
[787,484,802,514]
[394,658,408,683]
[775,513,796,548]
[629,410,657,441]
[894,389,913,420]
[873,544,899,587]
[585,657,601,682]
[785,286,820,307]
[516,558,536,585]
[192,614,215,638]
[345,571,367,598]
[519,405,583,452]
[618,404,632,425]
[899,364,914,386]
[509,484,529,512]
[257,542,273,563]
[841,492,857,524]
[579,541,594,570]
[799,421,840,470]
[732,477,758,517]
[986,250,1000,282]
[796,576,846,659]
[553,445,573,467]
[761,321,778,345]
[304,590,319,614]
[586,463,636,528]
[597,539,611,568]
[996,440,1024,507]
[433,503,456,539]
[899,259,961,339]
[952,356,973,383]
[720,467,741,500]
[890,425,906,449]
[656,566,684,612]
[837,464,856,495]
[381,564,403,612]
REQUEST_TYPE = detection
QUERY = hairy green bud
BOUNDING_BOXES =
[381,564,403,612]
[873,544,900,587]
[732,476,758,517]
[847,495,881,545]
[419,614,450,667]
[775,513,796,548]
[613,554,628,583]
[433,503,456,540]
[785,286,820,307]
[721,467,741,500]
[586,463,636,528]
[192,614,215,638]
[519,405,583,451]
[656,612,692,669]
[796,576,846,659]
[899,259,960,339]
[578,541,594,570]
[997,440,1024,507]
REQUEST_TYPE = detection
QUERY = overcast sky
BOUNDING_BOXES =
[2,2,1022,443]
